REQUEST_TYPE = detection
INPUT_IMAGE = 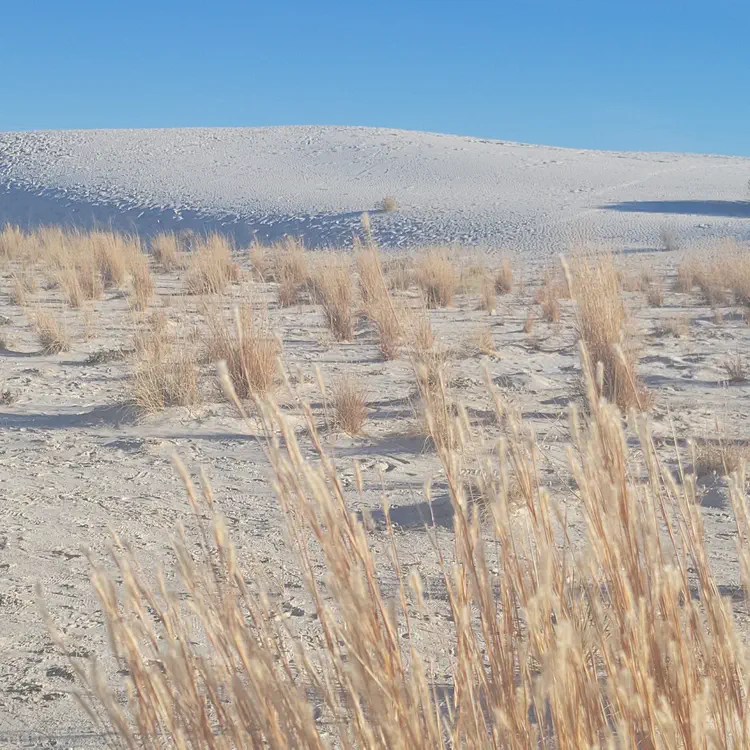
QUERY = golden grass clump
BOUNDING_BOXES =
[567,253,646,411]
[494,256,513,294]
[414,250,457,308]
[380,195,398,213]
[693,439,750,478]
[185,234,239,295]
[479,275,496,313]
[203,303,279,398]
[0,224,28,260]
[133,314,199,412]
[129,254,154,310]
[312,255,355,341]
[332,375,368,435]
[384,255,412,291]
[150,232,184,272]
[49,337,750,749]
[472,325,496,355]
[9,268,37,306]
[33,309,70,353]
[356,246,402,359]
[645,279,665,307]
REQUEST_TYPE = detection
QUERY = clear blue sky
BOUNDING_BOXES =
[2,0,748,156]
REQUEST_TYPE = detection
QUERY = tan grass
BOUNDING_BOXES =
[185,234,239,294]
[380,195,398,212]
[645,279,665,307]
[332,375,368,435]
[312,255,355,341]
[723,351,747,383]
[0,224,27,259]
[478,275,496,313]
[523,308,536,334]
[129,254,154,311]
[472,325,496,355]
[654,315,690,338]
[33,309,70,353]
[150,232,184,272]
[50,345,750,749]
[133,315,199,412]
[494,256,513,294]
[414,250,456,308]
[566,253,646,411]
[203,302,279,398]
[694,439,750,478]
[384,256,412,291]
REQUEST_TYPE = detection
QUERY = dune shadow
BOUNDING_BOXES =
[602,200,750,219]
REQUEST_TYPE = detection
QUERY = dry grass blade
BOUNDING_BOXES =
[566,253,646,411]
[34,309,70,353]
[494,256,513,294]
[414,250,456,308]
[313,255,355,341]
[203,302,280,398]
[151,232,184,272]
[332,375,368,435]
[185,234,239,294]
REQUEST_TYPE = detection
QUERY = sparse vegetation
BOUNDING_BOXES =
[185,233,239,294]
[33,309,70,353]
[567,253,646,411]
[380,195,398,213]
[332,375,368,434]
[313,255,355,341]
[494,256,513,294]
[414,250,456,308]
[150,232,184,272]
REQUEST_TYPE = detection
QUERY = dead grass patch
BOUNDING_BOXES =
[151,233,184,272]
[185,234,239,295]
[33,309,70,353]
[494,257,513,294]
[313,255,355,341]
[414,250,456,308]
[332,375,368,435]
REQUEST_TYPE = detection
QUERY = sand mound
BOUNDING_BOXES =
[1,125,748,253]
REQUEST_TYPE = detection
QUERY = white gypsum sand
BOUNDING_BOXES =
[1,125,749,253]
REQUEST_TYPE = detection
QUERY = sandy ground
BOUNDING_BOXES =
[1,126,749,253]
[1,245,750,747]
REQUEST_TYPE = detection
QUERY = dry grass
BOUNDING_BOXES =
[9,268,36,306]
[414,250,456,308]
[33,309,70,353]
[384,256,412,291]
[523,308,536,334]
[472,325,496,355]
[133,314,199,412]
[312,255,355,341]
[479,276,496,313]
[660,224,679,252]
[645,279,665,307]
[151,233,184,272]
[129,254,154,310]
[0,224,27,260]
[185,234,239,295]
[380,195,398,213]
[494,256,513,294]
[203,302,279,398]
[654,315,690,338]
[723,351,747,383]
[332,375,368,435]
[567,253,646,411]
[675,259,697,293]
[355,245,402,358]
[693,439,750,478]
[47,331,750,749]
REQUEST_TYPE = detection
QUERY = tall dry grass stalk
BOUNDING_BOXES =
[356,245,402,359]
[56,340,750,748]
[566,253,646,411]
[332,375,368,435]
[203,302,280,398]
[133,313,199,412]
[129,254,154,311]
[185,234,239,295]
[312,255,355,341]
[33,309,70,353]
[414,250,456,308]
[494,256,513,294]
[151,233,184,272]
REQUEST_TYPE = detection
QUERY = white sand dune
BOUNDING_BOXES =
[1,125,748,254]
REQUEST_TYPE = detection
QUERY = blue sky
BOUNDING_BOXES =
[1,0,748,155]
